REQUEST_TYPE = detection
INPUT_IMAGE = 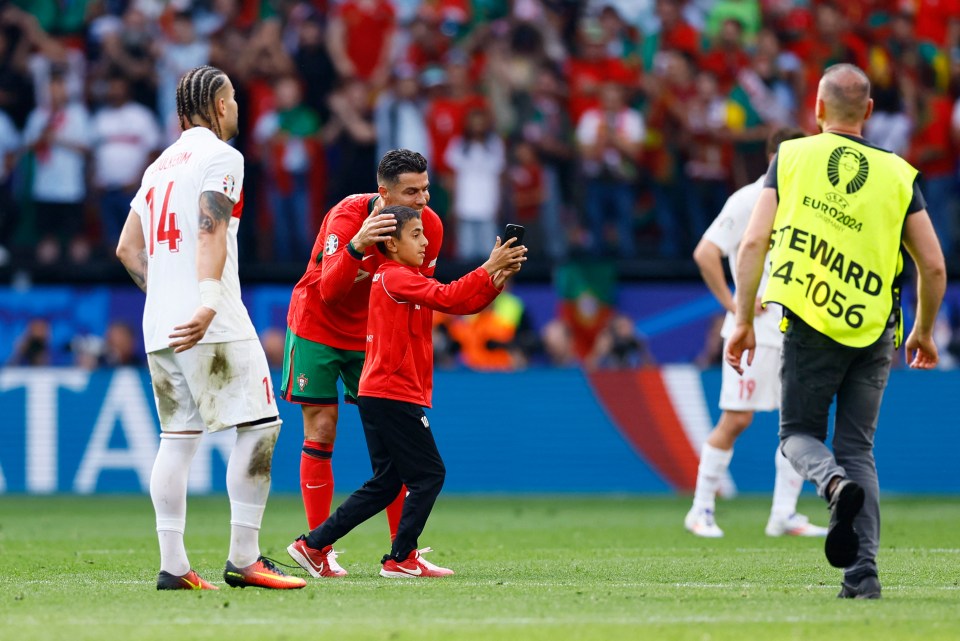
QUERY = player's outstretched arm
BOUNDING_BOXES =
[902,209,946,369]
[116,209,148,293]
[169,191,232,353]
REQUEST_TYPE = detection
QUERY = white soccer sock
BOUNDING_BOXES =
[692,443,733,512]
[770,446,804,520]
[226,422,280,568]
[151,432,202,576]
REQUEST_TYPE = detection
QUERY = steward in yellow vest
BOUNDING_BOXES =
[724,63,946,596]
[763,133,917,347]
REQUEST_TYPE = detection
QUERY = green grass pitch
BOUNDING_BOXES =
[0,494,957,640]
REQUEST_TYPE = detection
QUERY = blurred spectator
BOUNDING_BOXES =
[517,64,573,260]
[23,73,91,264]
[327,0,397,87]
[254,75,322,261]
[585,313,655,369]
[155,9,210,142]
[375,65,431,165]
[445,107,506,260]
[694,313,725,369]
[102,321,142,367]
[324,77,377,206]
[446,285,540,371]
[12,0,92,36]
[704,0,761,42]
[70,333,104,370]
[0,7,37,125]
[725,53,793,185]
[642,0,701,71]
[576,81,643,257]
[908,65,956,256]
[291,12,336,123]
[863,13,914,157]
[91,74,161,250]
[260,327,286,368]
[0,107,19,265]
[598,4,642,69]
[645,49,695,257]
[541,318,576,367]
[699,18,750,92]
[432,313,461,369]
[92,7,157,109]
[553,260,616,361]
[69,320,142,369]
[682,69,732,247]
[567,18,636,126]
[10,319,52,366]
[506,139,544,255]
[426,56,486,177]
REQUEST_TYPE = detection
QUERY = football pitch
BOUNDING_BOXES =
[0,495,957,640]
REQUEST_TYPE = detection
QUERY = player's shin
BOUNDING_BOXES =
[227,421,280,567]
[151,432,202,576]
[301,440,335,529]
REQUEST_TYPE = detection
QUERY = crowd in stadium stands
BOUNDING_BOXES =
[1,0,960,269]
[3,0,960,371]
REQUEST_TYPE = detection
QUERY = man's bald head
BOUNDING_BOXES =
[817,64,872,127]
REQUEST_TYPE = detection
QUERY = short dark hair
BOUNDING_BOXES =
[767,127,807,156]
[377,149,428,186]
[377,205,422,255]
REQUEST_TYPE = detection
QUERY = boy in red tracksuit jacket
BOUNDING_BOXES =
[288,205,526,578]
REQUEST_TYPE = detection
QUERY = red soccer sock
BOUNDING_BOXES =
[300,440,334,530]
[385,485,407,542]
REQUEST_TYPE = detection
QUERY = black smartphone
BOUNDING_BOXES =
[503,223,525,247]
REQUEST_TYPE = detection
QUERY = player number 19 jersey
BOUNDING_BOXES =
[131,127,257,353]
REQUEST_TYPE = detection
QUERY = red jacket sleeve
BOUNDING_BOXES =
[383,266,500,315]
[318,208,364,305]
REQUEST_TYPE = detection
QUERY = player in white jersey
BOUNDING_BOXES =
[116,65,305,591]
[684,128,828,539]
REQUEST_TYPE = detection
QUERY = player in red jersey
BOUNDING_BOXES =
[280,149,443,576]
[287,205,526,578]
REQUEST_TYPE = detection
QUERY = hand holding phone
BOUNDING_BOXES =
[503,223,525,247]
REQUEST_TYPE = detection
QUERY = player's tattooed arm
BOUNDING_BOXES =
[116,209,148,293]
[198,191,233,234]
[124,249,148,293]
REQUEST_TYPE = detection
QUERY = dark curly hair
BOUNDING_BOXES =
[377,149,429,187]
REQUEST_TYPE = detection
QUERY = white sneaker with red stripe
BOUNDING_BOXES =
[413,547,454,576]
[765,512,828,537]
[684,507,724,538]
[380,548,453,578]
[287,535,348,578]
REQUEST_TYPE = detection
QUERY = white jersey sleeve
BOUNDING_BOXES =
[200,144,243,204]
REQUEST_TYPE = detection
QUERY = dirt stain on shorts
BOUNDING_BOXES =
[152,372,179,425]
[208,345,232,389]
[247,432,278,478]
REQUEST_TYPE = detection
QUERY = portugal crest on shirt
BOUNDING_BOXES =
[297,373,309,392]
[324,234,339,255]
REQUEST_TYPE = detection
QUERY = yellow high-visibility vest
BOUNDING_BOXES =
[763,133,917,347]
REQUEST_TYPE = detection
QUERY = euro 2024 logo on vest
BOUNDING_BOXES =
[827,146,869,196]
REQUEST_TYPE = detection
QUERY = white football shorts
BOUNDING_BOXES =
[147,339,278,433]
[719,343,781,412]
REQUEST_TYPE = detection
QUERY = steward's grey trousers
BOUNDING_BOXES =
[779,313,895,581]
